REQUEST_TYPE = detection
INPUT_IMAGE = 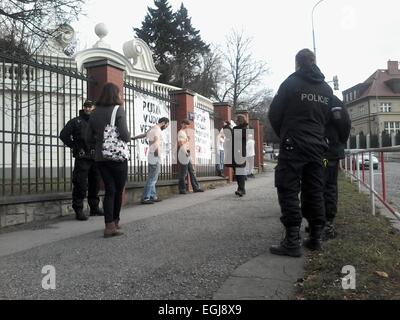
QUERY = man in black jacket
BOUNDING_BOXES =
[59,100,103,220]
[268,49,333,257]
[303,96,351,240]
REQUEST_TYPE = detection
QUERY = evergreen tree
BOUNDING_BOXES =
[171,3,209,88]
[134,0,176,84]
[134,1,210,87]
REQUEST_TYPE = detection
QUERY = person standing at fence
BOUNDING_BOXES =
[59,99,103,221]
[268,49,333,257]
[216,126,226,177]
[246,133,256,178]
[303,95,351,240]
[132,117,170,204]
[86,83,130,238]
[177,119,204,194]
[225,115,248,197]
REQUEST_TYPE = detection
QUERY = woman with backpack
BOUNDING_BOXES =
[86,83,130,238]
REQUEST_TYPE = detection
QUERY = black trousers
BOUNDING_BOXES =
[72,158,101,213]
[97,161,128,224]
[275,159,325,228]
[234,167,246,192]
[323,160,339,222]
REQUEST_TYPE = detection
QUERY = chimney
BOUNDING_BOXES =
[387,60,400,75]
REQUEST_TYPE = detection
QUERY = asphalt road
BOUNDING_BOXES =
[0,164,284,300]
[353,162,400,211]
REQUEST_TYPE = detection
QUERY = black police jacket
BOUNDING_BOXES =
[268,64,333,162]
[59,110,95,160]
[324,96,351,160]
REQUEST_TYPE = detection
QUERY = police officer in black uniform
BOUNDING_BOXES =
[303,96,351,240]
[59,100,103,220]
[268,49,333,257]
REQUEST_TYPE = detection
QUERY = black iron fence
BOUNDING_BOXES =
[0,51,90,197]
[124,79,178,182]
[0,50,219,200]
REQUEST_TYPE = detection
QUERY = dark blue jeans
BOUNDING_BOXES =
[97,161,128,224]
[218,150,224,171]
[142,159,161,200]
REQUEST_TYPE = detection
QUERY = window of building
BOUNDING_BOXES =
[349,92,353,101]
[384,121,400,134]
[380,102,392,113]
[359,105,366,115]
[353,90,357,99]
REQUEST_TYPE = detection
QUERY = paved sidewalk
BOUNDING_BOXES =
[0,163,305,300]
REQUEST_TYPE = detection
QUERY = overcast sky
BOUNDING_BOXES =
[72,0,400,98]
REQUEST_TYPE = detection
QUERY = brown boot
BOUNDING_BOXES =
[115,220,122,230]
[104,222,123,238]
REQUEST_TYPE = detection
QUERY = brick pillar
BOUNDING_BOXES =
[213,102,232,129]
[250,119,262,173]
[214,103,233,182]
[170,90,196,192]
[84,59,125,102]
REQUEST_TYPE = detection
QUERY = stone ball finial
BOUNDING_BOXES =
[93,23,111,49]
[95,23,108,39]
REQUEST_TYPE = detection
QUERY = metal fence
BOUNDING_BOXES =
[0,51,220,200]
[0,51,90,197]
[123,79,178,182]
[342,146,400,220]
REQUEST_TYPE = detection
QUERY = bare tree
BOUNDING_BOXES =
[188,46,224,99]
[246,89,280,144]
[0,0,84,54]
[0,0,85,192]
[216,29,269,112]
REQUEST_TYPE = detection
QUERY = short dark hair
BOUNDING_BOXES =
[96,82,123,107]
[295,49,316,69]
[83,99,93,107]
[181,119,191,125]
[158,117,170,124]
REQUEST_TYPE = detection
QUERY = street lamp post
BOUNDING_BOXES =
[312,0,326,61]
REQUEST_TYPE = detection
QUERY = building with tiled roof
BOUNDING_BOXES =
[343,60,400,136]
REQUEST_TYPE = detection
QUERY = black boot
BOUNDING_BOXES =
[270,226,302,257]
[322,220,336,241]
[90,207,104,216]
[75,209,89,221]
[303,225,324,250]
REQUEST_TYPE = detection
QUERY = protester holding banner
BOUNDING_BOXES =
[177,119,204,194]
[216,128,225,177]
[132,117,170,204]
